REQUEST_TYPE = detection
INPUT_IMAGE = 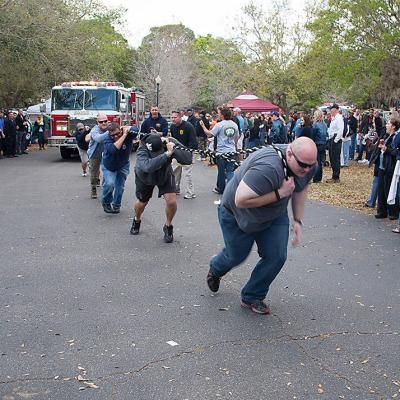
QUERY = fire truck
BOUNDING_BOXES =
[48,81,145,159]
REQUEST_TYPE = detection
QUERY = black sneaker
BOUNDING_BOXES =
[241,299,271,315]
[163,224,173,243]
[130,218,141,235]
[111,206,120,214]
[102,203,113,213]
[206,270,220,292]
[91,186,97,199]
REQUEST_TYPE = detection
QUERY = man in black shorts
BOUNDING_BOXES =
[130,134,177,243]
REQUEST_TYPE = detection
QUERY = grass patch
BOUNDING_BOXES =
[308,161,375,215]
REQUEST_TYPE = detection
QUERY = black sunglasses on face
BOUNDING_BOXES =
[291,150,316,169]
[98,120,108,124]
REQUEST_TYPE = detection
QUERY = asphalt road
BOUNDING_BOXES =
[0,148,399,400]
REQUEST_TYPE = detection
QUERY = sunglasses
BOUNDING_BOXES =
[98,120,108,124]
[291,150,316,169]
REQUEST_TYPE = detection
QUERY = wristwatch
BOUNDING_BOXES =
[293,218,303,226]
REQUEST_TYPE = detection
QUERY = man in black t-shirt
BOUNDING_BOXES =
[170,111,198,199]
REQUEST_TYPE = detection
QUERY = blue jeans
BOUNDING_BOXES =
[216,158,234,193]
[366,175,379,207]
[210,206,289,303]
[342,140,351,166]
[248,138,261,148]
[313,143,326,182]
[101,163,130,209]
[349,134,356,160]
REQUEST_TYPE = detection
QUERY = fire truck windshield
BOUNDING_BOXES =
[52,88,118,111]
[52,89,84,111]
[84,89,117,110]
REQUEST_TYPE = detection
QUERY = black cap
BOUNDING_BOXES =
[330,104,339,110]
[144,134,162,152]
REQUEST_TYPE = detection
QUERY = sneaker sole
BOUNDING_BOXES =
[241,301,270,315]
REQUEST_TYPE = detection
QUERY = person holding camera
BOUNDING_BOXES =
[101,123,137,214]
[130,133,177,243]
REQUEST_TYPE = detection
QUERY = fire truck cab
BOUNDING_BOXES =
[49,81,145,159]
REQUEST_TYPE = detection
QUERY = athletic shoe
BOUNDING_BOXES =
[163,224,174,243]
[212,188,222,194]
[102,203,113,213]
[326,178,340,183]
[184,194,196,199]
[206,270,220,293]
[111,206,120,214]
[91,187,97,199]
[130,218,141,235]
[241,300,271,315]
[81,172,87,177]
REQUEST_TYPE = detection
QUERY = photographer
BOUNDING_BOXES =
[130,133,177,243]
[101,123,138,214]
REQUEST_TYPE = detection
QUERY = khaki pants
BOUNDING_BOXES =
[89,158,101,188]
[172,156,194,196]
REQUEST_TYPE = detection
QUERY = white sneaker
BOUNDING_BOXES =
[184,194,196,199]
[81,172,87,177]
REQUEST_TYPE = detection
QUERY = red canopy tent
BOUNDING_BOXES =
[230,91,279,113]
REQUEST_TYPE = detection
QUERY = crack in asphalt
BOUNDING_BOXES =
[1,329,397,392]
[272,314,392,399]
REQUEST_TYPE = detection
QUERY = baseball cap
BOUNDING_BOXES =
[76,123,84,130]
[271,111,280,117]
[144,134,162,152]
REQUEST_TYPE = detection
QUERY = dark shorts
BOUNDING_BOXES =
[135,173,176,203]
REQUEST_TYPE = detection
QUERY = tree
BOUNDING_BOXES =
[190,35,249,110]
[234,0,309,111]
[0,0,133,107]
[307,0,400,107]
[132,24,196,113]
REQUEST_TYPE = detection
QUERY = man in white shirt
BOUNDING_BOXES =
[326,104,344,183]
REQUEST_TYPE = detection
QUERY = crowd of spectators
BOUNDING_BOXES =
[0,109,49,158]
[176,104,400,233]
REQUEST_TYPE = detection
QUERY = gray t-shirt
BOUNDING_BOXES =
[222,146,315,233]
[211,119,239,153]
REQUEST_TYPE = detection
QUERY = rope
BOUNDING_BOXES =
[172,144,288,177]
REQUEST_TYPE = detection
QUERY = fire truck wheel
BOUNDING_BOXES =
[60,147,72,159]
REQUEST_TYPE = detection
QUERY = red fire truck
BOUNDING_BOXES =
[48,81,145,159]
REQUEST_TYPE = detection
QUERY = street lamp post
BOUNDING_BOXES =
[155,75,161,107]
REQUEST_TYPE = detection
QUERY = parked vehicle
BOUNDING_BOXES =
[48,81,145,159]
